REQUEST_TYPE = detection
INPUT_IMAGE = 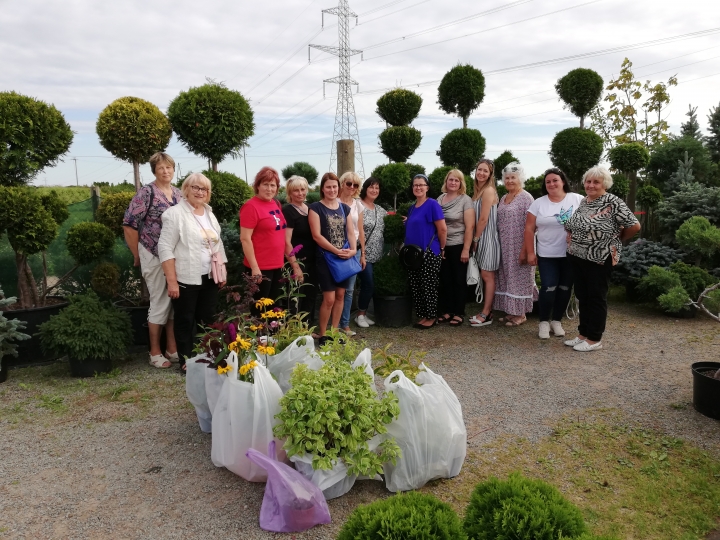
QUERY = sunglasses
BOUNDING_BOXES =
[345,181,359,188]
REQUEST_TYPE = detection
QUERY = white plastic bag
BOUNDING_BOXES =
[185,353,212,432]
[266,336,323,393]
[211,351,287,482]
[205,361,226,415]
[382,363,467,492]
[351,348,376,394]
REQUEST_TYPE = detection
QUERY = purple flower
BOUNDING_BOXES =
[270,320,279,329]
[226,322,237,343]
[288,244,303,258]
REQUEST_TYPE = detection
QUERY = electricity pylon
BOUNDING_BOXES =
[309,0,365,177]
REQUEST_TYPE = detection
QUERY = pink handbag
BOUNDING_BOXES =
[211,251,227,284]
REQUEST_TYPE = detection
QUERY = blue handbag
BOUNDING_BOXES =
[322,203,362,283]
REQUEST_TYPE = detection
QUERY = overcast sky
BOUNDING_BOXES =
[3,0,719,187]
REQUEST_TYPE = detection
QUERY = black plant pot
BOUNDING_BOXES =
[373,295,412,328]
[3,298,69,368]
[0,357,7,384]
[115,302,149,346]
[692,362,720,420]
[69,357,113,378]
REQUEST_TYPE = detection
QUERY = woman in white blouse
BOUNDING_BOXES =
[337,171,365,336]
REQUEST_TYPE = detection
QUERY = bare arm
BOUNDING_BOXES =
[620,222,641,242]
[474,188,495,239]
[344,213,357,259]
[123,226,140,267]
[461,207,474,263]
[161,259,179,299]
[357,211,366,268]
[524,212,538,266]
[240,227,261,276]
[284,227,302,280]
[435,219,448,257]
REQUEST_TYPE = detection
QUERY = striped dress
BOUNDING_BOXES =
[473,197,500,271]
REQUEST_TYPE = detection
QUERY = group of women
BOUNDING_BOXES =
[123,152,640,370]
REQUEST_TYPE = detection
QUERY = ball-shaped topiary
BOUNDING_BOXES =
[381,162,411,209]
[549,127,603,188]
[95,192,134,237]
[337,491,466,540]
[608,173,629,199]
[168,82,254,169]
[438,64,485,128]
[493,151,519,181]
[40,191,70,227]
[66,222,115,266]
[383,213,405,245]
[608,142,650,175]
[91,262,121,298]
[201,169,253,224]
[0,91,74,187]
[554,68,604,127]
[281,161,319,185]
[463,473,588,540]
[373,255,408,297]
[376,88,423,127]
[636,185,663,209]
[379,126,422,163]
[437,128,486,175]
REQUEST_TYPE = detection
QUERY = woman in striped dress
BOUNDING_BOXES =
[469,158,501,327]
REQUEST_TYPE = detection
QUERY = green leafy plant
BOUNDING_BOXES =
[281,161,319,185]
[493,150,519,180]
[438,63,485,129]
[437,128,486,175]
[273,352,401,476]
[373,255,408,297]
[608,173,629,199]
[372,163,425,210]
[337,491,467,540]
[372,343,425,380]
[167,81,254,171]
[668,261,715,299]
[555,68,604,129]
[376,88,423,127]
[378,126,422,163]
[549,127,603,189]
[675,216,720,267]
[95,192,134,237]
[380,162,411,211]
[383,213,405,245]
[0,91,74,187]
[463,472,588,540]
[524,176,544,199]
[200,169,253,224]
[637,266,683,303]
[608,142,650,210]
[66,222,115,266]
[38,291,132,361]
[91,262,121,298]
[96,96,172,190]
[647,136,717,193]
[657,286,692,313]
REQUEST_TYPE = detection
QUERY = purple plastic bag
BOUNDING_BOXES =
[246,441,332,533]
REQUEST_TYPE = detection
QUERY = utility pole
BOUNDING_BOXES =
[243,144,249,183]
[309,0,365,178]
[72,158,79,186]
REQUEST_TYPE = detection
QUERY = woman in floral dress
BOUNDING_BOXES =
[493,162,537,326]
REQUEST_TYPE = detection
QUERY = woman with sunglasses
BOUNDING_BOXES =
[405,173,447,329]
[337,171,365,336]
[524,168,584,339]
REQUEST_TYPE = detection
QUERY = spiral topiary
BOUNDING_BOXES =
[337,491,466,540]
[463,473,587,540]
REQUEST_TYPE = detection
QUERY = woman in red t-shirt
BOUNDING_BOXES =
[240,167,298,307]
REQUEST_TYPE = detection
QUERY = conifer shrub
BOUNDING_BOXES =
[612,239,683,287]
[337,491,466,540]
[463,473,587,540]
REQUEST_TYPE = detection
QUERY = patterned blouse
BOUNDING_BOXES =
[564,193,638,265]
[122,182,183,257]
[359,201,387,263]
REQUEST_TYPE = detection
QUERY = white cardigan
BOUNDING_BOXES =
[158,199,228,285]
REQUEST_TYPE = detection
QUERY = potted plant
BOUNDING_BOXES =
[692,361,720,420]
[0,288,30,383]
[38,291,133,377]
[372,213,412,327]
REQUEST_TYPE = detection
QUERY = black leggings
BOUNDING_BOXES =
[569,254,613,342]
[438,244,469,316]
[172,275,219,364]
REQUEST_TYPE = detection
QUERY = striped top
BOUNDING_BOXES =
[473,197,500,271]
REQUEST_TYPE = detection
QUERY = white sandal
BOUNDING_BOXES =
[166,351,180,364]
[149,354,171,368]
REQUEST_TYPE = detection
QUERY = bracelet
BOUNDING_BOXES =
[473,237,480,242]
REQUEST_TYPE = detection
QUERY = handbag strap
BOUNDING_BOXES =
[406,203,436,252]
[363,204,378,245]
[190,204,220,257]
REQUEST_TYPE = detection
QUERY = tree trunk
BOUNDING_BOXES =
[16,253,39,309]
[393,193,397,212]
[133,160,141,192]
[211,160,218,172]
[580,116,585,129]
[627,170,637,212]
[462,116,468,129]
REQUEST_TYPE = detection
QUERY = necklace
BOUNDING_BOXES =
[290,203,308,216]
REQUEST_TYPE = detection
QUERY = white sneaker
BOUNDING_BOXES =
[550,320,565,337]
[538,321,550,339]
[354,315,370,328]
[564,336,584,347]
[573,340,602,352]
[343,327,357,337]
[366,316,375,325]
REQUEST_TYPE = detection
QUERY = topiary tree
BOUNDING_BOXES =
[372,163,425,209]
[378,126,422,163]
[608,142,650,211]
[608,173,629,199]
[555,68,604,129]
[438,128,486,175]
[201,169,253,224]
[657,182,720,241]
[706,101,720,164]
[66,222,115,266]
[427,165,472,199]
[463,472,588,540]
[167,82,255,172]
[0,92,74,187]
[338,491,466,540]
[438,64,485,129]
[96,97,172,191]
[281,161,319,185]
[647,136,717,192]
[380,162,411,211]
[376,88,423,127]
[675,216,720,267]
[493,150,519,181]
[95,192,135,237]
[549,127,603,189]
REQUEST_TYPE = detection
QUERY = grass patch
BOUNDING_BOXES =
[425,409,720,540]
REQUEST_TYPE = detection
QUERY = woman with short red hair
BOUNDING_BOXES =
[240,166,297,309]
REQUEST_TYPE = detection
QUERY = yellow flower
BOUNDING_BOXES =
[257,345,275,356]
[249,324,264,331]
[238,338,252,351]
[217,365,232,375]
[239,360,259,376]
[255,298,274,309]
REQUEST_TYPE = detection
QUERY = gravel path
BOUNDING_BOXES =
[1,301,719,539]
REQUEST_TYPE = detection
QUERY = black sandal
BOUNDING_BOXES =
[436,313,452,324]
[449,316,464,326]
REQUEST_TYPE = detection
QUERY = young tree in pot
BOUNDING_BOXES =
[38,291,133,377]
[372,213,411,327]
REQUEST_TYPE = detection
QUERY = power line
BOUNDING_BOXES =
[356,0,430,25]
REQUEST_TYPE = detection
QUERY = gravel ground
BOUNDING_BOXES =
[1,300,719,539]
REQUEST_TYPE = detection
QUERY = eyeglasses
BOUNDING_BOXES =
[412,184,427,189]
[190,185,209,194]
[345,181,359,188]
